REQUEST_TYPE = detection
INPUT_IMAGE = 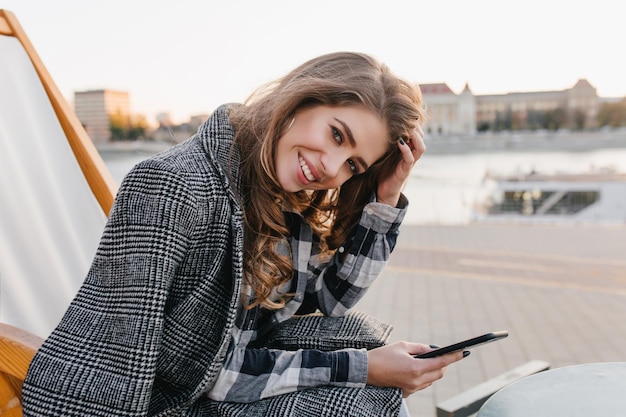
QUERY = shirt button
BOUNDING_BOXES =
[366,208,374,215]
[338,246,345,253]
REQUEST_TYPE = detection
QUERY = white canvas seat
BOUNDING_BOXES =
[0,9,118,415]
[0,9,116,339]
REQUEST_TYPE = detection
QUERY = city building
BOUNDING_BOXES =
[421,79,600,137]
[151,113,210,144]
[74,90,131,145]
[420,83,476,136]
[155,112,174,128]
[74,80,611,145]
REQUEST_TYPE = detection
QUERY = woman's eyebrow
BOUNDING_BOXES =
[333,117,369,170]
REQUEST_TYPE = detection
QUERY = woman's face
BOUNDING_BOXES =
[275,105,388,192]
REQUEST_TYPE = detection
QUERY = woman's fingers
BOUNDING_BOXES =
[367,342,466,398]
[375,128,426,206]
[407,127,426,159]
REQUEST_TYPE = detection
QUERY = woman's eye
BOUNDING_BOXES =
[331,126,359,174]
[347,159,359,174]
[332,127,343,144]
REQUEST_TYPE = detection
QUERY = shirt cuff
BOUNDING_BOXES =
[360,194,408,234]
[338,349,368,387]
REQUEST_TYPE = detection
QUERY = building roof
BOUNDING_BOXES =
[420,83,455,95]
[572,78,595,90]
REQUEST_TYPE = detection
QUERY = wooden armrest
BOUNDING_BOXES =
[0,323,44,416]
[0,323,43,380]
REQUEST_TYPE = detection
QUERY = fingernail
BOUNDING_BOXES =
[399,138,406,145]
[463,351,471,358]
[429,344,440,349]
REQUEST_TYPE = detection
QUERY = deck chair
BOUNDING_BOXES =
[0,9,116,416]
[0,8,117,335]
[1,9,117,414]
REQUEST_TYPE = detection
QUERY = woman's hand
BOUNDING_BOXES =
[366,341,466,397]
[376,126,426,207]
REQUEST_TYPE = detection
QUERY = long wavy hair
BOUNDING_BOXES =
[228,52,424,310]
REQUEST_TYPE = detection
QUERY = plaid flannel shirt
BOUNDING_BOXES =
[207,200,407,402]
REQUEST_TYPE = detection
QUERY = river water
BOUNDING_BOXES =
[101,145,626,225]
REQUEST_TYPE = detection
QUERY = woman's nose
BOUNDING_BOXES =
[320,153,344,179]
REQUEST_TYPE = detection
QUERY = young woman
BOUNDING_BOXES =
[23,52,465,417]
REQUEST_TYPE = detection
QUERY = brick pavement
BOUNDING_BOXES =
[356,223,626,417]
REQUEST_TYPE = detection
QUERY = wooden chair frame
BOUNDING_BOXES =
[0,8,117,215]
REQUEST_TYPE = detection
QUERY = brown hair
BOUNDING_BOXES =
[229,52,424,310]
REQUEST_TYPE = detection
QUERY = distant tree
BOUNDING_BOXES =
[110,111,130,141]
[477,121,491,132]
[573,109,586,130]
[494,109,512,131]
[543,107,565,130]
[526,110,544,130]
[597,99,626,127]
[129,115,148,140]
[109,112,148,141]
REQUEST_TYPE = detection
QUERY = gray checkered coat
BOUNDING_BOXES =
[22,105,402,416]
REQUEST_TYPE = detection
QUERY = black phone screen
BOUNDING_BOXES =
[415,331,509,359]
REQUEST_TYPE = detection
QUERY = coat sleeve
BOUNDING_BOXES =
[22,160,199,417]
[305,195,408,317]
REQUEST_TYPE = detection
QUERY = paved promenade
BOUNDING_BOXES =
[356,222,626,417]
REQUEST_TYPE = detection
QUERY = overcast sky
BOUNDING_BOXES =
[4,0,624,122]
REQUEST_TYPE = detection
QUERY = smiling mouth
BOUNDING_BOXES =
[299,156,317,182]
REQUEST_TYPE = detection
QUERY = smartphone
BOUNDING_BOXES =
[414,331,509,358]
